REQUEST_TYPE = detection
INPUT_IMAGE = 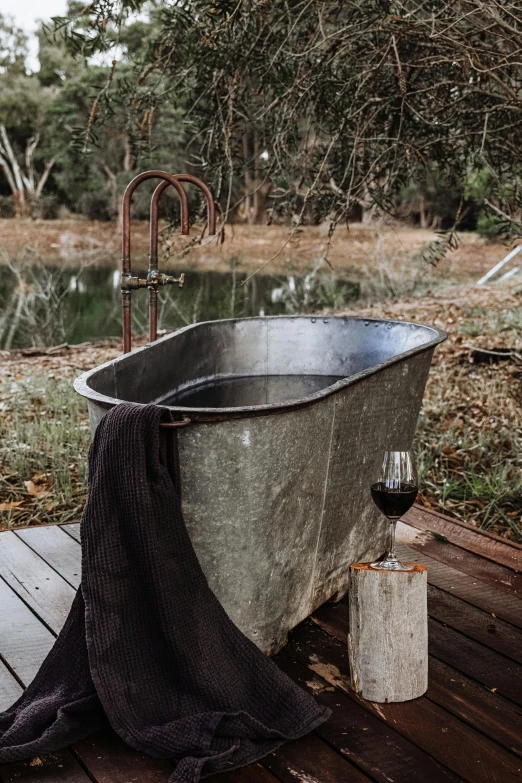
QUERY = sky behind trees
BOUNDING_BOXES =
[2,1,66,70]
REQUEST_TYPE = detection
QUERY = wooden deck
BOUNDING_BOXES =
[0,506,521,783]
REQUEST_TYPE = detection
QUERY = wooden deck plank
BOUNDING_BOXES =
[398,520,522,597]
[428,657,522,759]
[73,727,367,783]
[60,524,81,544]
[396,542,522,628]
[289,620,522,783]
[0,585,97,783]
[427,584,522,664]
[0,578,54,684]
[428,618,522,706]
[313,600,522,757]
[15,527,81,589]
[72,731,175,783]
[264,734,372,783]
[1,509,521,783]
[213,764,280,783]
[0,532,75,634]
[276,657,464,782]
[0,526,358,783]
[0,660,23,714]
[0,751,94,783]
[405,506,522,571]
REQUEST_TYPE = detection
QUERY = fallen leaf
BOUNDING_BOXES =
[0,501,23,511]
[30,472,49,483]
[430,530,449,543]
[24,480,51,499]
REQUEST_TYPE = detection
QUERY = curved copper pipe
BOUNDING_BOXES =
[148,180,187,343]
[121,170,189,353]
[148,175,216,343]
[122,170,190,271]
[149,176,216,261]
[150,180,174,264]
[172,174,216,236]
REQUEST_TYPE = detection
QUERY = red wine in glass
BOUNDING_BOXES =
[371,482,418,520]
[370,452,418,571]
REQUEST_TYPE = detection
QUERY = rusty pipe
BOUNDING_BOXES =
[121,170,190,353]
[150,174,216,262]
[174,174,216,236]
[148,175,217,343]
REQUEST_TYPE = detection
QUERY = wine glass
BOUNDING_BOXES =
[370,451,418,571]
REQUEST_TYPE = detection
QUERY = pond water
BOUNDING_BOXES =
[0,263,361,349]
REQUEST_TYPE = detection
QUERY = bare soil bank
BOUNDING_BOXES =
[0,218,513,279]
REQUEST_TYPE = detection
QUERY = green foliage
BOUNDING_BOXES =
[0,73,52,138]
[475,213,505,241]
[43,1,522,228]
[0,5,187,216]
[1,2,522,226]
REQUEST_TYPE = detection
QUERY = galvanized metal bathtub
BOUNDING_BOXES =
[74,315,446,653]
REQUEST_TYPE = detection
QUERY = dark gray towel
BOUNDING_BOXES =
[0,403,329,782]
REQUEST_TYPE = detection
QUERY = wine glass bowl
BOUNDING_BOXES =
[370,451,418,571]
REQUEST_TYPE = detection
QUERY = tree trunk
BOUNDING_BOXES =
[101,161,119,219]
[348,562,428,703]
[250,178,273,224]
[242,132,252,222]
[0,125,54,217]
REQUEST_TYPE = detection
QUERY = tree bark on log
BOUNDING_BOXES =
[348,562,428,703]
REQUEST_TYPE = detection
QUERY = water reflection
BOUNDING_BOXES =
[0,263,360,349]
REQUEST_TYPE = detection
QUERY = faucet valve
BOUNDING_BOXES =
[147,271,185,288]
[121,272,147,290]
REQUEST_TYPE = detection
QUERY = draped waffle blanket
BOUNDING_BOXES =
[0,403,330,782]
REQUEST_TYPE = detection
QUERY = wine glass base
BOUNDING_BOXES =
[370,559,414,571]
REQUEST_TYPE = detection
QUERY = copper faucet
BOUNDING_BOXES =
[121,170,216,353]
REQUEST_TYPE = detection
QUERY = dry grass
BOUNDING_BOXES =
[345,284,522,542]
[0,341,122,528]
[0,283,521,542]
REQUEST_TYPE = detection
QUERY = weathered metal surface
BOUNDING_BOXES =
[74,315,445,653]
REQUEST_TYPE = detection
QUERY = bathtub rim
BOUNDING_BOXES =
[73,314,447,422]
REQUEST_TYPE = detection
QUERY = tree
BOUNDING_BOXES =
[47,59,187,220]
[49,1,522,234]
[0,14,27,74]
[0,122,56,216]
[0,15,57,216]
[0,5,187,220]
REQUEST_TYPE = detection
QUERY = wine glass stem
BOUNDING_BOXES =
[388,520,397,560]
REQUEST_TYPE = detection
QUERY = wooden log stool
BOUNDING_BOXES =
[347,562,428,703]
